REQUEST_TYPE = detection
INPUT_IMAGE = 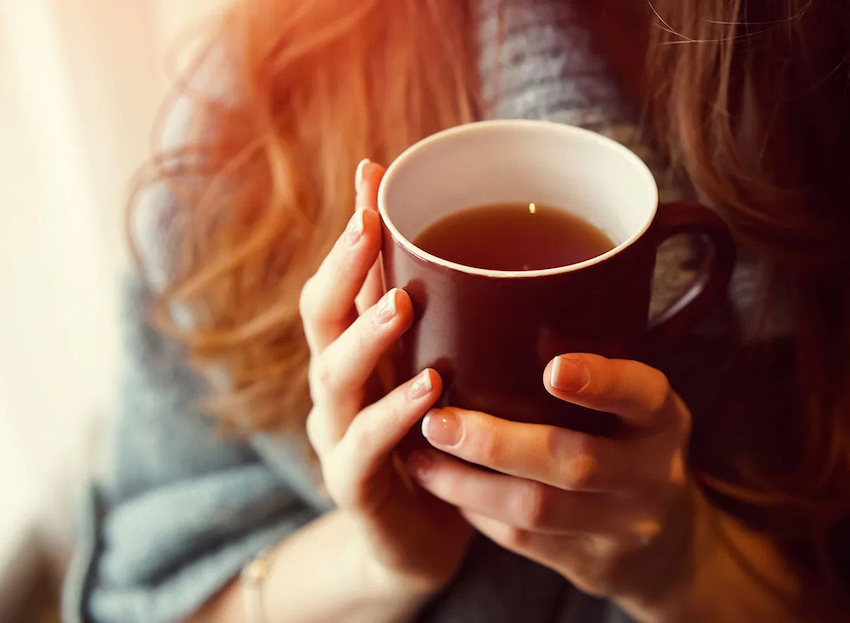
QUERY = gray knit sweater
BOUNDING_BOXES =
[62,2,749,622]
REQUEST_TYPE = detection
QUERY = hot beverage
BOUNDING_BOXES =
[413,202,615,271]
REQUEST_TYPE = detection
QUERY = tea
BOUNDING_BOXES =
[412,202,615,271]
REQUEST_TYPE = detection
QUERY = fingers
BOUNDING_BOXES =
[356,260,386,316]
[309,289,413,428]
[354,160,387,314]
[407,451,641,535]
[420,408,645,492]
[319,370,442,508]
[544,354,688,431]
[355,158,382,213]
[300,207,383,352]
[458,510,575,571]
[458,510,646,589]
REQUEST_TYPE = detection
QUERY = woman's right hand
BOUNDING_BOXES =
[299,161,473,599]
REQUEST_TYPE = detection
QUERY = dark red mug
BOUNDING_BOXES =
[378,121,735,437]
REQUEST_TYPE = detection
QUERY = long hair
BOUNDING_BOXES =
[129,0,849,599]
[648,0,850,601]
[128,0,479,430]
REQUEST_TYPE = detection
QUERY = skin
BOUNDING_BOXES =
[188,162,819,623]
[350,163,696,608]
[298,162,474,591]
[185,162,471,623]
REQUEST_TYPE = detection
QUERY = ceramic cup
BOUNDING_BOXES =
[378,120,735,435]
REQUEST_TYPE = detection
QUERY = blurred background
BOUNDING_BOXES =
[0,1,227,619]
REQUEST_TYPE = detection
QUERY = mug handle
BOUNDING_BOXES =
[645,201,737,344]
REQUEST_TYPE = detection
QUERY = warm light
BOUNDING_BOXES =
[529,202,537,214]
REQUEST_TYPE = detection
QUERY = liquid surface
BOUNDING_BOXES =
[413,202,616,271]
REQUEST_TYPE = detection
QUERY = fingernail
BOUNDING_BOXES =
[407,451,434,480]
[374,289,398,324]
[551,356,591,392]
[408,370,433,399]
[422,409,461,447]
[355,158,370,193]
[345,209,365,246]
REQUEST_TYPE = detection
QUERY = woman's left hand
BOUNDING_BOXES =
[407,353,694,605]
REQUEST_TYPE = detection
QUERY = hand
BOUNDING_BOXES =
[407,353,693,609]
[299,160,472,598]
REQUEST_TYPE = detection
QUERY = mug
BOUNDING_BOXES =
[378,120,735,436]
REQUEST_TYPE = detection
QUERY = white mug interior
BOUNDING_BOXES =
[378,120,659,278]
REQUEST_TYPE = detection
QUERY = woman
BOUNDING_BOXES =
[63,0,850,621]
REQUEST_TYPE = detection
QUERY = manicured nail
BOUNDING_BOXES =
[374,289,398,324]
[422,409,461,447]
[550,356,591,392]
[355,158,370,193]
[408,370,433,399]
[407,451,435,481]
[345,209,365,246]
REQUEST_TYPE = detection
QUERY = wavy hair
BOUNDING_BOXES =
[129,0,849,601]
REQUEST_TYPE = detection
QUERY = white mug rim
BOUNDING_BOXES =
[377,120,659,279]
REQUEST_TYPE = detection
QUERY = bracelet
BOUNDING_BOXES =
[241,550,271,623]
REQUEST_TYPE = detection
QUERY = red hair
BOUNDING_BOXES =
[128,0,480,431]
[129,0,850,602]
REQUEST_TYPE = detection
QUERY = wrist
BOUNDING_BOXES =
[619,486,805,623]
[612,481,705,621]
[362,547,438,601]
[350,526,439,615]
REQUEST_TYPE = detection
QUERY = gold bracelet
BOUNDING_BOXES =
[241,550,271,623]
